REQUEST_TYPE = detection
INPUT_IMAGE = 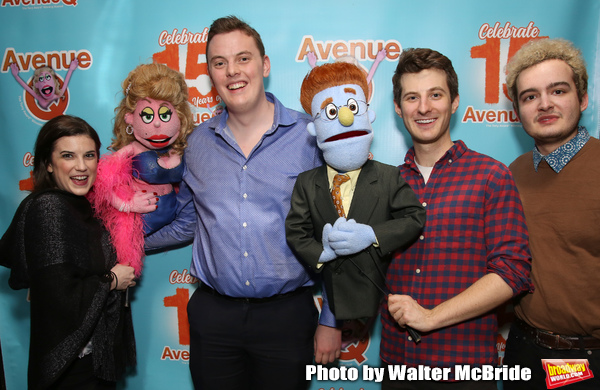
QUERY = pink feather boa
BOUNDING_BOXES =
[87,151,145,276]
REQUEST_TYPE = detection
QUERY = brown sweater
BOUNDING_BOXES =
[509,137,600,339]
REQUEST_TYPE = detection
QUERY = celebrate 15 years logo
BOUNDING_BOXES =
[463,21,548,125]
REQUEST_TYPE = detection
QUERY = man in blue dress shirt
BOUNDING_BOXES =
[145,15,341,390]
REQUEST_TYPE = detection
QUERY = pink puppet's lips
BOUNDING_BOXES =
[146,135,173,148]
[325,130,369,143]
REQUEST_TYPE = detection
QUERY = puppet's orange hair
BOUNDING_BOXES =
[300,62,369,116]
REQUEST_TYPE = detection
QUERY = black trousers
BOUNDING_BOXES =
[503,321,600,390]
[187,286,318,390]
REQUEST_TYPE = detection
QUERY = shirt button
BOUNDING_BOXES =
[244,251,248,257]
[243,222,247,228]
[245,280,250,286]
[422,202,427,207]
[416,269,421,274]
[243,193,248,199]
[243,165,247,170]
[419,235,424,240]
[408,336,413,341]
[448,159,453,164]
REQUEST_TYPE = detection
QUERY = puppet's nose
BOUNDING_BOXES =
[338,106,354,127]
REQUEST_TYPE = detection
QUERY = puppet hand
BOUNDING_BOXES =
[376,49,387,62]
[319,222,337,263]
[328,219,376,256]
[69,58,79,71]
[10,63,19,77]
[128,190,159,213]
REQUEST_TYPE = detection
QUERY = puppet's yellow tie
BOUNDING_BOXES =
[331,174,350,217]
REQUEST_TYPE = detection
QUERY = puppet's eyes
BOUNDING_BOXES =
[45,75,52,81]
[38,76,44,82]
[325,103,338,120]
[140,107,155,124]
[158,106,173,122]
[347,98,359,115]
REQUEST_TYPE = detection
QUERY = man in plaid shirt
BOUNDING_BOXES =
[379,48,533,389]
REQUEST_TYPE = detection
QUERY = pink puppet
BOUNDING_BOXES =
[10,59,78,109]
[89,63,194,276]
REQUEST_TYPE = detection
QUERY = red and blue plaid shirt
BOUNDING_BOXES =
[380,140,532,376]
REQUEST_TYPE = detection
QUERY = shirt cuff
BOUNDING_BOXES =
[318,284,337,327]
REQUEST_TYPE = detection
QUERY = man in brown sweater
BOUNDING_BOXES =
[504,38,600,389]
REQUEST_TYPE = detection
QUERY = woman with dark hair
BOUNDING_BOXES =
[0,115,136,389]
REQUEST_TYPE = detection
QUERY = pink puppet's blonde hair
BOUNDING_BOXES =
[111,63,194,154]
[300,61,369,116]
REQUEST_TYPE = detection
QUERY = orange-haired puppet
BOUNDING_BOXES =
[286,61,425,324]
[89,63,194,276]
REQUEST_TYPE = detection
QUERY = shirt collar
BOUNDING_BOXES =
[404,140,468,169]
[532,126,589,172]
[209,92,293,137]
[327,165,361,189]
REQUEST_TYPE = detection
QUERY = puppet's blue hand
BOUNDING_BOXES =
[318,222,337,263]
[328,219,376,256]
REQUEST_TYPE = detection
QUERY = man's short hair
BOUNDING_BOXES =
[505,38,588,109]
[206,15,265,59]
[392,48,459,106]
[300,62,369,116]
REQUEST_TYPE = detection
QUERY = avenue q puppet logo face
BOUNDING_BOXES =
[3,48,92,122]
[542,359,594,388]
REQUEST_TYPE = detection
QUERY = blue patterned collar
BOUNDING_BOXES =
[532,126,589,173]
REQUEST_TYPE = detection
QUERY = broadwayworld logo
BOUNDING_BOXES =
[542,359,594,388]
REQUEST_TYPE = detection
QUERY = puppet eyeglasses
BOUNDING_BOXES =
[313,99,369,122]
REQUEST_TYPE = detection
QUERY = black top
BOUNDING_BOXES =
[0,189,135,389]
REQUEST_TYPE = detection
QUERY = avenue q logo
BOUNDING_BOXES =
[542,359,594,388]
[1,0,77,7]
